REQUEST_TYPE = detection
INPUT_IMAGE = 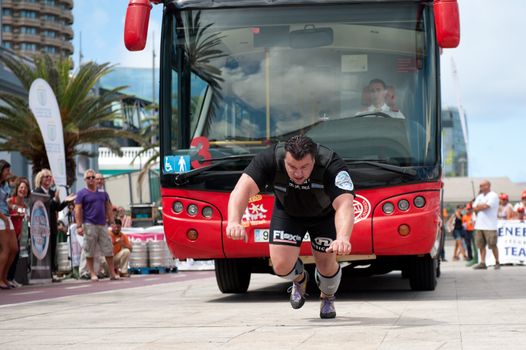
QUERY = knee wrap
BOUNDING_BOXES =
[315,265,342,296]
[276,259,304,281]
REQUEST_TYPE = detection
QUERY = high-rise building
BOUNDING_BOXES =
[442,106,469,177]
[0,0,73,59]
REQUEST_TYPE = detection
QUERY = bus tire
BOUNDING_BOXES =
[409,255,437,291]
[215,258,251,293]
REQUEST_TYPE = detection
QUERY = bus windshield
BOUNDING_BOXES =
[169,3,438,169]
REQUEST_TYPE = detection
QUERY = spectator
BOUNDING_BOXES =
[6,177,30,288]
[95,173,106,192]
[75,169,120,281]
[440,208,448,262]
[110,219,132,277]
[59,202,76,228]
[462,203,477,267]
[472,180,500,270]
[116,206,132,228]
[7,174,17,190]
[447,205,467,261]
[498,193,513,220]
[33,169,70,282]
[0,160,17,290]
[57,220,68,243]
[512,190,526,220]
[357,79,405,119]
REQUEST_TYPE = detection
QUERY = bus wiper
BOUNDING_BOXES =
[174,154,255,185]
[345,159,417,176]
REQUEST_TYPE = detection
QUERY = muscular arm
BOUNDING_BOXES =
[226,174,260,240]
[326,193,354,254]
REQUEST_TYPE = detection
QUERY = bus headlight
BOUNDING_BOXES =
[382,202,395,214]
[202,206,213,218]
[413,196,426,208]
[398,199,410,211]
[187,204,198,216]
[173,201,184,213]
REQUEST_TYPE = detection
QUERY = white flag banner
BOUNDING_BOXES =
[29,78,67,199]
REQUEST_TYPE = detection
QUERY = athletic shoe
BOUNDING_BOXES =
[465,260,477,267]
[320,295,336,319]
[473,263,487,270]
[8,280,22,288]
[494,263,501,270]
[288,271,309,309]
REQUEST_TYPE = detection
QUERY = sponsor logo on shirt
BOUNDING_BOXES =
[335,171,354,191]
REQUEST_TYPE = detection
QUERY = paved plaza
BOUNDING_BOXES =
[1,253,525,350]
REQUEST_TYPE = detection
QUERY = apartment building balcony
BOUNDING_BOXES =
[98,147,159,174]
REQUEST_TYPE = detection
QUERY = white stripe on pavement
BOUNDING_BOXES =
[12,291,43,295]
[65,285,91,290]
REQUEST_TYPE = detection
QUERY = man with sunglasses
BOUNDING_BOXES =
[75,169,120,281]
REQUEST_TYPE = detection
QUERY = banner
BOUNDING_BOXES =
[28,78,67,199]
[484,220,526,265]
[29,192,52,283]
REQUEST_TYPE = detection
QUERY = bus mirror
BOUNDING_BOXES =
[124,0,152,51]
[434,0,460,48]
[289,26,333,49]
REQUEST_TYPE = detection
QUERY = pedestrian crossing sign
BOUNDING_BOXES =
[164,155,191,174]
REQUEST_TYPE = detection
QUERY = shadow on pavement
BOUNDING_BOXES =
[210,264,526,303]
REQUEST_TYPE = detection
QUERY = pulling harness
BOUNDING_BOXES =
[273,142,334,216]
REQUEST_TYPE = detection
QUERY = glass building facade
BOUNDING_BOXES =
[442,107,469,177]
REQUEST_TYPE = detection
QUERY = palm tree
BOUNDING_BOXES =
[0,53,142,186]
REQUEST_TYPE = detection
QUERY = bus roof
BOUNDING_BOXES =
[171,0,426,10]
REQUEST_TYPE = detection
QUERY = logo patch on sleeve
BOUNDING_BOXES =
[335,171,354,191]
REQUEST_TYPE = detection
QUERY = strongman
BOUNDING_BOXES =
[226,135,354,318]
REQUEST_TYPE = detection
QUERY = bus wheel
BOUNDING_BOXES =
[409,255,437,291]
[215,258,251,293]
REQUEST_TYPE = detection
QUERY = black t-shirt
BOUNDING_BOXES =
[454,215,463,230]
[243,145,355,217]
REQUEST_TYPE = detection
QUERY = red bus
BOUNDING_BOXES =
[125,0,460,292]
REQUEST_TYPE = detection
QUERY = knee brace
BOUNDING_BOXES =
[315,265,342,296]
[275,258,304,281]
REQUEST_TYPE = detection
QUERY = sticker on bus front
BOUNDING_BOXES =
[164,155,191,174]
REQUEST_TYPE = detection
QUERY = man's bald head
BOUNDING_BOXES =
[479,180,491,194]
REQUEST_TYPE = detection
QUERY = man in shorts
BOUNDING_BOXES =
[226,135,355,318]
[472,180,500,270]
[75,169,120,281]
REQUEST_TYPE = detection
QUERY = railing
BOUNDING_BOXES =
[98,147,159,170]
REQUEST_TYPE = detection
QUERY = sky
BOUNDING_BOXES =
[73,0,526,183]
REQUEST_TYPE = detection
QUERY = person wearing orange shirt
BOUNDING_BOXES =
[462,203,478,267]
[109,219,132,277]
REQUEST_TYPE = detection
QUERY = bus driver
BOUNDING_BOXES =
[226,135,355,319]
